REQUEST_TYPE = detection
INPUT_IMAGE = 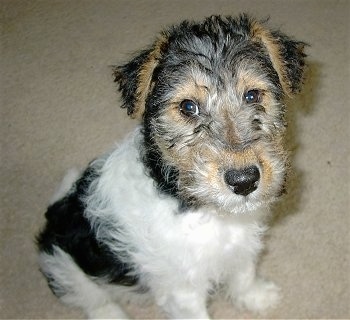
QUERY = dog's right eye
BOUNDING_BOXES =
[179,100,200,117]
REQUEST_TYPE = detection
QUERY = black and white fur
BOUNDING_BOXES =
[37,14,306,319]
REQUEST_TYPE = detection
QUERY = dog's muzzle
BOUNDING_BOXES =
[224,166,260,196]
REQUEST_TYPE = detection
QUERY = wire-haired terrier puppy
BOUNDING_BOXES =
[37,14,306,319]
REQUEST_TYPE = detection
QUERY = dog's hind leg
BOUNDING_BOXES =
[39,246,129,319]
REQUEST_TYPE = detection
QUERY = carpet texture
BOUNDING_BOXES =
[1,0,349,319]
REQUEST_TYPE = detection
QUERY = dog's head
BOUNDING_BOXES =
[113,14,306,214]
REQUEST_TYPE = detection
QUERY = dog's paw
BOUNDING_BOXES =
[87,303,130,319]
[235,278,281,313]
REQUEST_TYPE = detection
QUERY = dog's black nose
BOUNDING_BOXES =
[224,166,260,196]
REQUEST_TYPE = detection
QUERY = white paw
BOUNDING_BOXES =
[88,303,130,319]
[235,278,281,313]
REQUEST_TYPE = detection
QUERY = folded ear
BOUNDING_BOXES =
[250,20,307,96]
[113,34,168,119]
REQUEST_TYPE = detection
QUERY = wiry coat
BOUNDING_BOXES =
[37,14,306,319]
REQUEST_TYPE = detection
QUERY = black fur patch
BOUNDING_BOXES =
[37,167,138,287]
[140,127,199,212]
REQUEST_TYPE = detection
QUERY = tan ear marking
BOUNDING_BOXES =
[133,34,169,119]
[250,21,292,96]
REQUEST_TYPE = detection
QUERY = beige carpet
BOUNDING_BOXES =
[1,0,349,319]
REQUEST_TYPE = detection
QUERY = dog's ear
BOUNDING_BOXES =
[250,20,307,96]
[113,34,168,119]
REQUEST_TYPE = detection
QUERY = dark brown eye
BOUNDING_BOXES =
[244,90,261,104]
[179,100,199,117]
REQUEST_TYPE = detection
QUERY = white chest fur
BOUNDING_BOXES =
[84,129,267,289]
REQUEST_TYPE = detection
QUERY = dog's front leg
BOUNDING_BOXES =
[227,255,281,313]
[154,286,210,319]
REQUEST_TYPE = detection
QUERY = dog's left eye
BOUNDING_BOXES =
[179,100,200,117]
[244,90,261,104]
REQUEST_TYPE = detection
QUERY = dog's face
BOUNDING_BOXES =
[114,15,306,214]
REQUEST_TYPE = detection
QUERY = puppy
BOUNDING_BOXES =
[37,14,306,319]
